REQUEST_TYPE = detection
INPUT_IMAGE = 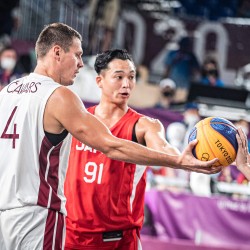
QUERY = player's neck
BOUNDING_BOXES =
[96,101,128,121]
[99,96,128,111]
[34,65,56,83]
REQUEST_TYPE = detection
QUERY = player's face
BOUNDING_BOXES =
[98,59,136,104]
[59,38,84,86]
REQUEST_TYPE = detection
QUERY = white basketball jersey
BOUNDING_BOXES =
[0,73,72,214]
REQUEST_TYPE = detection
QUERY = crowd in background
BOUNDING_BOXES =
[147,104,250,200]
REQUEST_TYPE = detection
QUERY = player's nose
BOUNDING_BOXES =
[122,78,130,88]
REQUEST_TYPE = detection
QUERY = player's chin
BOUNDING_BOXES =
[67,78,75,86]
[120,94,130,100]
[63,81,73,86]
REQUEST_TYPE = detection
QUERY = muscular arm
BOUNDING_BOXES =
[136,117,180,155]
[44,87,220,173]
[136,117,221,173]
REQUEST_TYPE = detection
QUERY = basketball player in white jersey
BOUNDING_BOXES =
[0,23,225,249]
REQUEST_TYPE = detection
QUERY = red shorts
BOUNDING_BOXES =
[65,228,142,250]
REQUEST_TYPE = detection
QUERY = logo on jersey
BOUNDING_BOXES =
[76,142,98,153]
[7,80,41,94]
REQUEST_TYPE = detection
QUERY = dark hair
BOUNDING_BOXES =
[0,46,17,57]
[178,36,191,51]
[35,22,82,59]
[201,57,219,78]
[94,49,135,74]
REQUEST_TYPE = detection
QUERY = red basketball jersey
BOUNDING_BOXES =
[65,107,146,239]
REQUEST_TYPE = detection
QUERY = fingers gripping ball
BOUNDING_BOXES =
[188,117,238,167]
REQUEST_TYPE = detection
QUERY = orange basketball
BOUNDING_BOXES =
[188,117,238,167]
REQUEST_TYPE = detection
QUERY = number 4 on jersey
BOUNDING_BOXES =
[1,106,20,148]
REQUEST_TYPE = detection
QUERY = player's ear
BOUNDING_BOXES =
[96,75,103,88]
[53,45,61,61]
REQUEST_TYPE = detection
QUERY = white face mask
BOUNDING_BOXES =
[1,58,16,71]
[184,114,200,126]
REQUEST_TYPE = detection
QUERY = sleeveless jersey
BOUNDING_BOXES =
[0,73,72,215]
[65,107,147,237]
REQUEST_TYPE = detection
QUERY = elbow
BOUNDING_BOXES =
[97,137,123,160]
[98,145,119,160]
[94,136,119,159]
[103,149,115,159]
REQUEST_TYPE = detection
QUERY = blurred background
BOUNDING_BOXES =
[1,0,250,249]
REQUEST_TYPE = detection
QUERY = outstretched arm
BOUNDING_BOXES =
[235,127,250,180]
[133,116,221,174]
[45,87,220,173]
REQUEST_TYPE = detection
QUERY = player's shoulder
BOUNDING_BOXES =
[127,107,163,129]
[139,115,161,122]
[137,115,162,129]
[46,86,83,114]
[52,85,80,101]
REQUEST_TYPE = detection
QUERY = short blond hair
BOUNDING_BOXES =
[35,22,82,59]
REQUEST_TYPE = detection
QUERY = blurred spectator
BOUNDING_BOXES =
[166,121,186,151]
[0,46,23,90]
[163,36,200,102]
[68,55,101,102]
[147,120,188,192]
[165,121,189,192]
[234,63,250,91]
[200,56,225,87]
[217,166,233,183]
[162,104,202,194]
[216,166,235,197]
[154,78,176,109]
[183,102,201,146]
[148,119,180,182]
[88,0,120,54]
[237,172,249,185]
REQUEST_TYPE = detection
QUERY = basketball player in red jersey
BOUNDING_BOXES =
[63,49,247,249]
[0,24,223,249]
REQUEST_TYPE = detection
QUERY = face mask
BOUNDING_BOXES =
[206,69,218,77]
[163,91,174,97]
[1,58,16,71]
[184,114,200,126]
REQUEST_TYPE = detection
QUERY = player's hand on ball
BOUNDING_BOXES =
[178,139,222,174]
[188,117,238,167]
